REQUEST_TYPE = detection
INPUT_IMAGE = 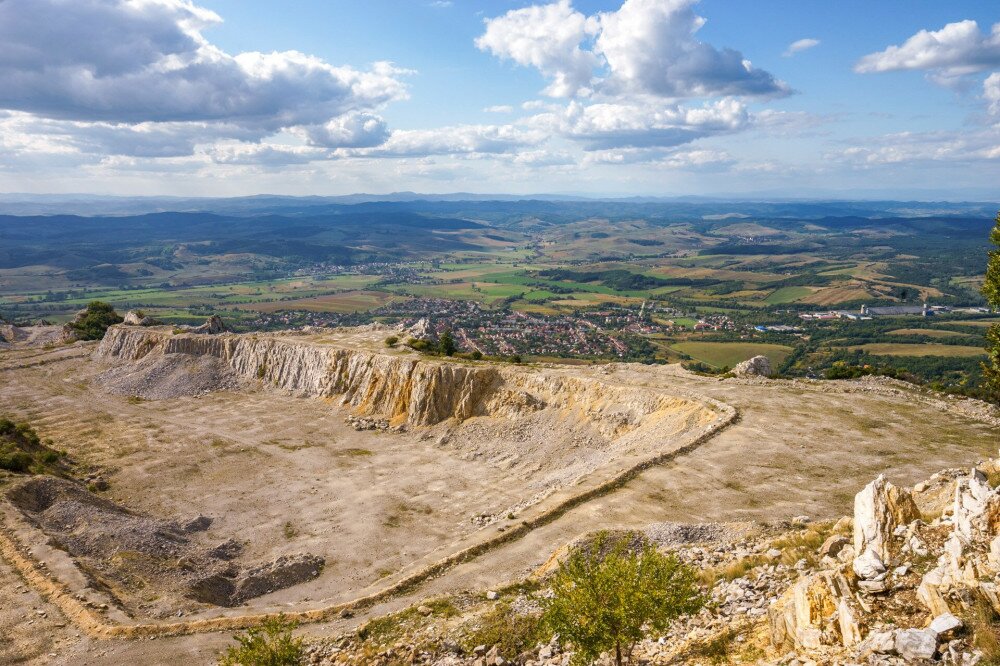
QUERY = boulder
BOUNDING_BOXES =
[189,315,227,335]
[917,565,953,617]
[853,475,919,580]
[732,355,773,378]
[123,310,154,326]
[819,534,849,558]
[769,570,862,650]
[929,613,962,638]
[953,468,1000,544]
[894,628,937,662]
[858,630,895,656]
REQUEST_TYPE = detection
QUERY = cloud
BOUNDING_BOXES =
[477,0,788,99]
[594,0,789,99]
[986,73,1000,114]
[855,20,1000,80]
[483,105,515,113]
[783,38,820,57]
[346,124,545,158]
[304,112,390,149]
[832,127,1000,166]
[206,142,326,166]
[536,98,749,150]
[585,147,733,169]
[0,0,409,156]
[475,0,600,97]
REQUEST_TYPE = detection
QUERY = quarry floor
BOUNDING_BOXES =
[0,341,997,664]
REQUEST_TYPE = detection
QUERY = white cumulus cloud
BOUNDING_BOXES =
[531,98,749,150]
[346,124,545,158]
[477,0,788,100]
[856,20,1000,79]
[475,0,600,98]
[0,0,409,156]
[985,72,1000,115]
[783,38,820,57]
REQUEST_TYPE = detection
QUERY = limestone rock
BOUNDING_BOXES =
[769,570,862,650]
[406,318,432,340]
[929,613,962,638]
[853,546,886,581]
[953,468,1000,544]
[894,628,937,661]
[917,565,953,617]
[95,325,706,432]
[123,310,154,326]
[853,475,919,579]
[859,630,895,656]
[732,355,773,377]
[189,315,227,335]
[818,534,849,558]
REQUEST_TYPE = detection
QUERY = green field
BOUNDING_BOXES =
[670,341,794,369]
[888,328,976,339]
[849,343,987,357]
[763,286,813,304]
[948,319,1000,327]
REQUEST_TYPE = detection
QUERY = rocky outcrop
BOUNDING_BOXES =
[765,463,1000,665]
[122,310,154,326]
[187,315,226,334]
[769,569,863,650]
[852,474,919,583]
[95,325,708,432]
[732,355,773,377]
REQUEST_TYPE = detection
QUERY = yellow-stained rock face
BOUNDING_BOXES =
[94,325,715,435]
[769,570,863,651]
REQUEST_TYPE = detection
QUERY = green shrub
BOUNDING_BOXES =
[0,452,33,473]
[68,301,123,341]
[219,615,304,666]
[384,335,399,347]
[407,338,431,352]
[543,531,704,666]
[438,330,457,356]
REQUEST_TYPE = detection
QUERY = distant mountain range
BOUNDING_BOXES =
[0,193,996,218]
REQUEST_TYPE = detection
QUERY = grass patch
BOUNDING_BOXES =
[764,286,812,304]
[383,501,432,528]
[889,328,975,339]
[848,343,987,358]
[966,598,1000,665]
[459,602,547,662]
[671,341,793,370]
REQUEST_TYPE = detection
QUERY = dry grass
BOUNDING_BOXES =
[700,522,836,587]
[966,598,1000,665]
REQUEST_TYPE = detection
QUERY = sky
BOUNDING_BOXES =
[0,0,999,199]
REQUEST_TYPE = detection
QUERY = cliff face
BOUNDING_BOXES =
[95,326,708,432]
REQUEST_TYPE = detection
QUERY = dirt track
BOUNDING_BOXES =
[0,341,997,664]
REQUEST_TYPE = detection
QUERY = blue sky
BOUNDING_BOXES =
[0,0,998,198]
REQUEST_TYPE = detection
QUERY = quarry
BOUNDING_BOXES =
[1,319,999,664]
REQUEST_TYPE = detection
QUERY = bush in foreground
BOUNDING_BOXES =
[543,531,704,666]
[219,615,304,666]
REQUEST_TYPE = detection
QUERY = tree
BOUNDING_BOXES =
[543,531,704,666]
[68,301,123,341]
[219,615,304,666]
[438,329,457,356]
[983,212,1000,398]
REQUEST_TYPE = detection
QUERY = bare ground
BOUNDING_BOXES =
[0,341,997,664]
